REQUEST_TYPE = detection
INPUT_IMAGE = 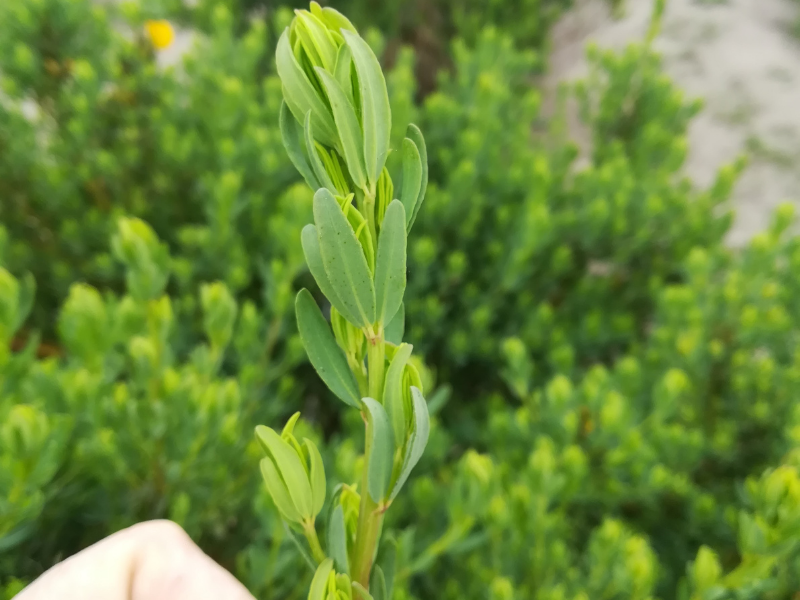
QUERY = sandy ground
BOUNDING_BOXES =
[547,0,800,245]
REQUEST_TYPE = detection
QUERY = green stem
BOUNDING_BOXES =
[367,331,385,401]
[303,521,327,564]
[352,463,385,588]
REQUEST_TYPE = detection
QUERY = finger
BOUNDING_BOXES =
[15,520,255,600]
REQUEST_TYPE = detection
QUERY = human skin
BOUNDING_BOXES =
[15,520,255,600]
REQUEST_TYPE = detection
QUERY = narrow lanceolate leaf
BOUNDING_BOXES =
[316,68,367,190]
[327,503,350,575]
[276,29,337,148]
[320,5,357,34]
[342,30,391,189]
[280,101,320,190]
[260,457,302,523]
[256,426,314,518]
[314,189,376,328]
[384,343,413,445]
[305,438,326,516]
[389,387,430,501]
[361,397,394,503]
[294,11,338,73]
[309,559,334,600]
[374,200,406,325]
[304,112,338,193]
[301,225,362,327]
[385,302,404,345]
[295,289,360,407]
[370,566,388,600]
[377,539,397,600]
[406,124,428,232]
[334,44,354,106]
[399,138,422,226]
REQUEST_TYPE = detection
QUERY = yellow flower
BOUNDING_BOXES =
[144,19,174,50]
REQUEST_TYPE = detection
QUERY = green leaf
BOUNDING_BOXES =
[301,225,360,327]
[384,343,413,445]
[426,384,451,417]
[316,68,367,190]
[314,189,376,328]
[305,438,326,516]
[256,426,314,519]
[309,558,334,600]
[377,538,397,600]
[399,138,422,227]
[361,397,394,503]
[374,200,406,325]
[405,124,428,232]
[295,289,360,407]
[276,29,337,148]
[385,302,404,345]
[280,102,320,191]
[334,44,354,107]
[342,30,391,189]
[370,566,387,600]
[294,11,338,73]
[327,503,350,575]
[320,6,357,34]
[260,456,302,523]
[304,111,338,193]
[389,387,430,501]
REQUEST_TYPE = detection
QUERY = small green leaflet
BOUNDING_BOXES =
[376,538,397,600]
[327,503,350,575]
[304,438,326,516]
[294,11,338,73]
[370,566,388,600]
[309,559,334,600]
[304,111,338,194]
[275,29,338,148]
[385,303,404,345]
[399,138,422,228]
[334,44,354,106]
[319,5,357,34]
[389,386,430,501]
[295,289,360,407]
[374,200,406,326]
[383,343,413,445]
[256,426,314,518]
[316,67,367,190]
[260,457,301,523]
[405,124,428,232]
[361,397,394,503]
[301,225,362,328]
[313,189,376,328]
[342,30,391,190]
[279,101,320,191]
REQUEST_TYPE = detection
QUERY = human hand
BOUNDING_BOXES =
[15,520,255,600]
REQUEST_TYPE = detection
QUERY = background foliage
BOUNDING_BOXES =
[2,0,798,599]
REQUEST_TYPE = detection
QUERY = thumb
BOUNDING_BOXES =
[15,520,255,600]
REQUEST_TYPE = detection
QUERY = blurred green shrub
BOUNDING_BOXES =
[405,30,742,410]
[4,0,800,599]
[387,206,800,600]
